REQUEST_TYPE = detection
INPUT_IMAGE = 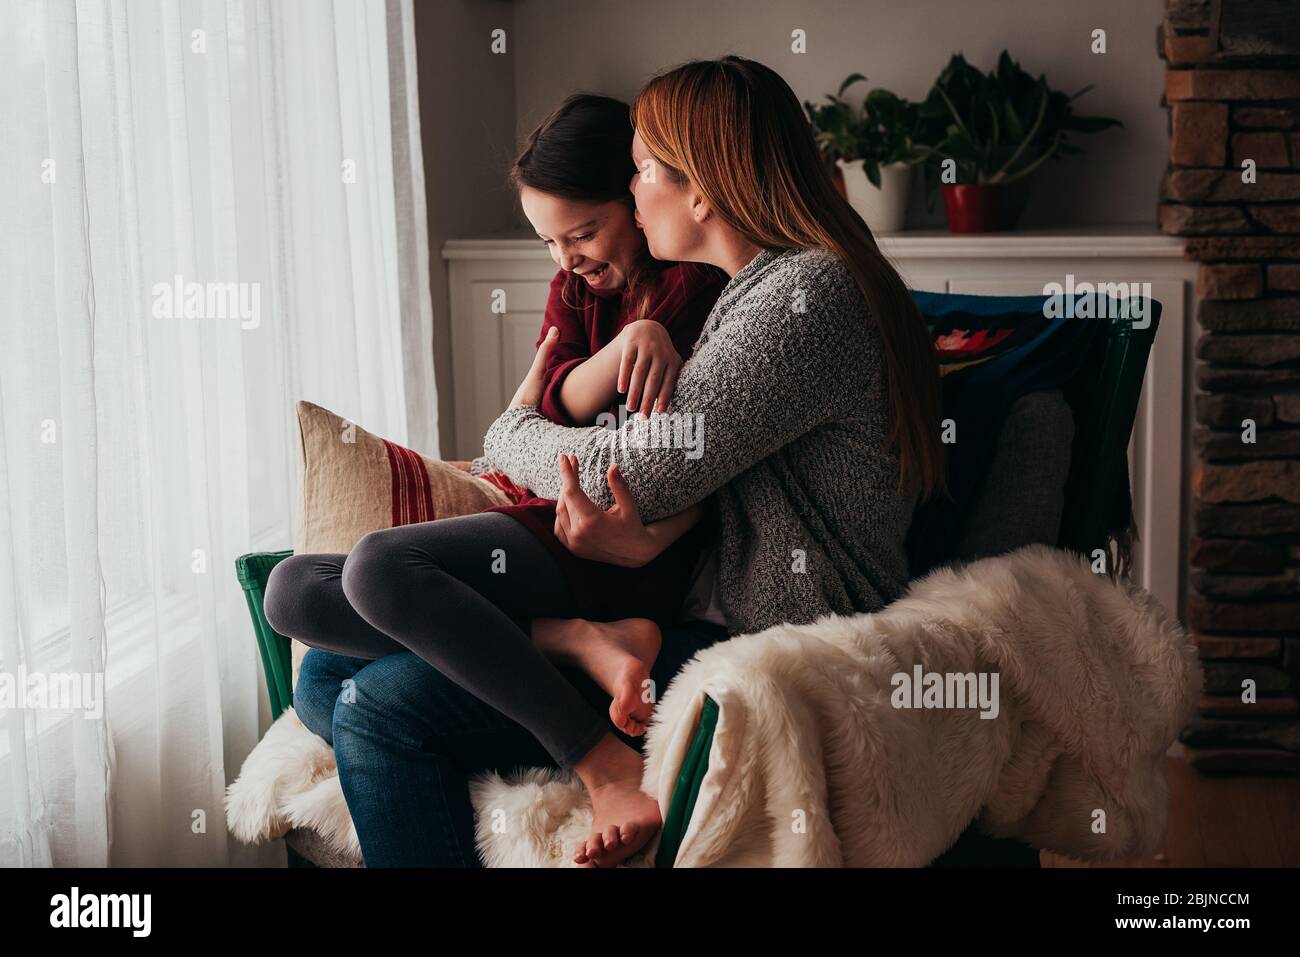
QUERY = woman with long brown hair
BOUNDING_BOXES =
[482,55,945,865]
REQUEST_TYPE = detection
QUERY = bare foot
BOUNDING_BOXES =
[533,618,662,737]
[571,733,662,867]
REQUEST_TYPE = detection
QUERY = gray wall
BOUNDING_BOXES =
[414,0,517,457]
[511,0,1169,229]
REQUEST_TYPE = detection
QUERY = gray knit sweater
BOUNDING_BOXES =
[479,247,919,636]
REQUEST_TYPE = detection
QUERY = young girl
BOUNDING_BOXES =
[472,94,728,736]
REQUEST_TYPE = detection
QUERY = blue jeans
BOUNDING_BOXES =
[292,619,729,867]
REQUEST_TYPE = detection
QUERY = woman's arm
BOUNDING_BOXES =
[551,455,704,566]
[486,254,869,522]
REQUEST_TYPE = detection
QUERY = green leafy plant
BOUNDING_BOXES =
[804,74,927,188]
[917,51,1122,211]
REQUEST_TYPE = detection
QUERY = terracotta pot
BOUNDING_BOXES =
[942,183,1001,233]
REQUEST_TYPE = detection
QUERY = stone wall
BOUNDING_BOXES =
[1159,0,1300,772]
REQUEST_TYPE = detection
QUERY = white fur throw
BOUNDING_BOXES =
[225,544,1201,867]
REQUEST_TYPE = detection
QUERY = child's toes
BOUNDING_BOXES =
[611,700,645,737]
[630,699,654,727]
[609,700,627,730]
[603,825,622,851]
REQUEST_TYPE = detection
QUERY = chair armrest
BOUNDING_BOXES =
[655,694,720,867]
[235,550,295,719]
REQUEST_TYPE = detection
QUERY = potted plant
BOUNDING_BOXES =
[804,74,926,234]
[917,51,1123,233]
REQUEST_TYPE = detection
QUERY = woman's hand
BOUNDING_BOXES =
[553,454,657,567]
[617,320,682,415]
[508,325,559,410]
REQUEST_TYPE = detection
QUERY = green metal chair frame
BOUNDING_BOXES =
[235,293,1161,868]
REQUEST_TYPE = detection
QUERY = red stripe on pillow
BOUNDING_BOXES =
[409,446,435,522]
[404,445,435,523]
[382,439,406,525]
[382,439,437,527]
[397,444,416,525]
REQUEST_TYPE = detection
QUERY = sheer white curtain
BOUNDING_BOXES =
[0,0,435,866]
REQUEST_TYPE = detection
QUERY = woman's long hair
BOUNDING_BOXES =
[631,57,946,503]
[510,93,665,319]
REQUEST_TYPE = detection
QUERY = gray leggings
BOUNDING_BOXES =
[263,512,610,768]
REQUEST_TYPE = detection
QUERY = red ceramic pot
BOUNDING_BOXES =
[942,183,1001,233]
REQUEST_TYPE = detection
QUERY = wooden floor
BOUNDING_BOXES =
[1041,746,1300,867]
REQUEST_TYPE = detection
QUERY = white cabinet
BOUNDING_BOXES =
[443,226,1196,617]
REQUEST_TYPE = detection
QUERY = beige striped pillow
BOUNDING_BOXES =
[289,400,510,677]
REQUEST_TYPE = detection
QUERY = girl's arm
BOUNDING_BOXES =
[559,320,692,422]
[486,255,869,522]
[552,330,623,424]
[536,307,680,426]
[555,265,726,423]
[532,272,604,427]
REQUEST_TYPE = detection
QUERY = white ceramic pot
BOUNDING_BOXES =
[837,158,913,234]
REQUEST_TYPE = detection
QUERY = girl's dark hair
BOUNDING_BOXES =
[511,94,664,317]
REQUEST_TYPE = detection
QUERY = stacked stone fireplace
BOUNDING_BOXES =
[1159,0,1300,771]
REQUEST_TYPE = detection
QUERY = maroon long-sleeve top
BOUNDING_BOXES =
[479,260,727,622]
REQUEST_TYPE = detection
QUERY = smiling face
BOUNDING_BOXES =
[519,186,643,293]
[629,131,705,263]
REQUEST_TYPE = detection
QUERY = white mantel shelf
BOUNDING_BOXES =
[443,224,1187,261]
